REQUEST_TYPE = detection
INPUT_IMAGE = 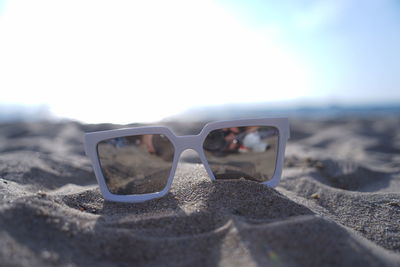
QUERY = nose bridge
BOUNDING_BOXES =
[176,135,202,151]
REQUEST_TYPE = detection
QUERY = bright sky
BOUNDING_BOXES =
[1,0,399,123]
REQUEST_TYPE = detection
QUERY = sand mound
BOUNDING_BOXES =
[0,119,399,266]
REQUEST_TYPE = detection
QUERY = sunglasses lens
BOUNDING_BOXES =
[97,134,175,195]
[203,126,279,182]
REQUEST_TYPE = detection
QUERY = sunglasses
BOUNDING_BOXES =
[84,118,290,203]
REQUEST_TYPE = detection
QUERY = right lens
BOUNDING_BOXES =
[203,126,279,182]
[97,134,175,195]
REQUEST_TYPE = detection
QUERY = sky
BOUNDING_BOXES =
[0,0,399,123]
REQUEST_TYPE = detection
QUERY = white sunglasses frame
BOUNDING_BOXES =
[84,118,290,203]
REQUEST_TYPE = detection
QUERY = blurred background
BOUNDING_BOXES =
[1,0,399,124]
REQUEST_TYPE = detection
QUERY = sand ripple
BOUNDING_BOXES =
[0,119,399,266]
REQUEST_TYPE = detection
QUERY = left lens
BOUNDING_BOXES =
[203,126,279,182]
[97,134,174,195]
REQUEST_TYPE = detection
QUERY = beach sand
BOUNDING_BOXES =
[0,118,399,266]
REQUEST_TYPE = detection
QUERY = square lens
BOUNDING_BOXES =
[203,126,279,182]
[97,134,174,195]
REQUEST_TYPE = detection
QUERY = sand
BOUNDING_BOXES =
[0,118,399,266]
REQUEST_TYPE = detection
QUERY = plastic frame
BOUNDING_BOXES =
[84,118,290,203]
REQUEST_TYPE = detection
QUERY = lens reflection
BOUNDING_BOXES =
[97,134,174,195]
[203,126,279,182]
